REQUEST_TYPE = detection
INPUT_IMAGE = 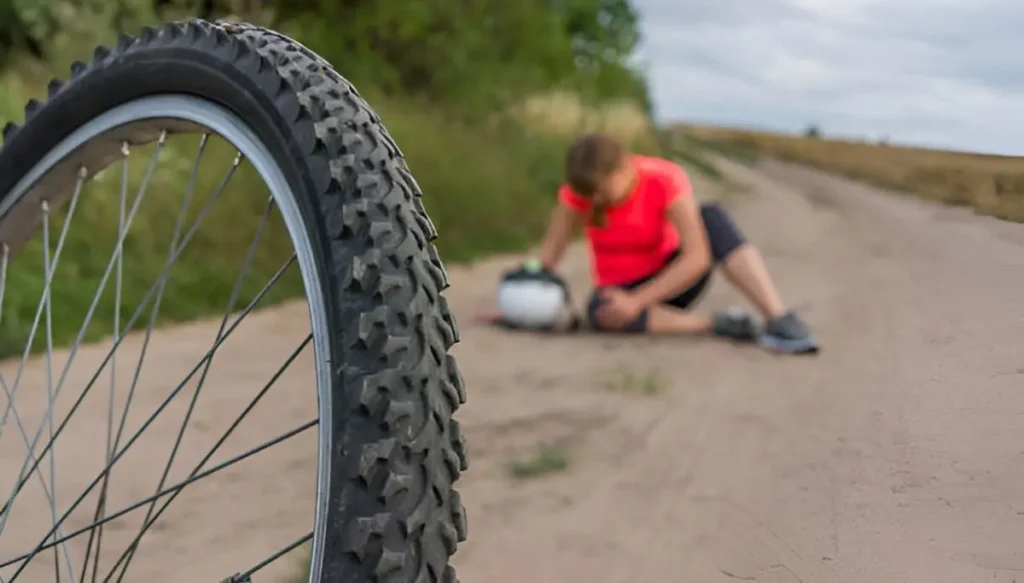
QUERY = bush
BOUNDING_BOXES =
[0,1,666,358]
[0,62,665,358]
[0,129,304,357]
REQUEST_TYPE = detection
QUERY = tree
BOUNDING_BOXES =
[0,0,652,114]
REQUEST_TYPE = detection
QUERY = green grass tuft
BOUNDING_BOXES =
[507,443,572,479]
[601,365,665,395]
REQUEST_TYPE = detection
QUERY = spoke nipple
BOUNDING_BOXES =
[158,130,168,144]
[40,200,50,214]
[120,141,130,156]
[77,165,88,178]
[232,152,243,166]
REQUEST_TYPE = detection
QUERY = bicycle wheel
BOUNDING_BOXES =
[0,19,467,583]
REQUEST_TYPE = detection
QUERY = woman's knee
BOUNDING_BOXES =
[586,293,648,332]
[700,201,747,262]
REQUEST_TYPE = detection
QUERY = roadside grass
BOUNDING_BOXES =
[507,443,572,479]
[662,128,760,172]
[291,545,311,583]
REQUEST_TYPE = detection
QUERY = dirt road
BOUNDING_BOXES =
[3,158,1024,582]
[447,159,1024,583]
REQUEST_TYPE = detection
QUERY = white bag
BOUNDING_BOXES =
[495,260,580,332]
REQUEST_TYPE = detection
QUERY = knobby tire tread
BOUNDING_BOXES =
[0,18,468,583]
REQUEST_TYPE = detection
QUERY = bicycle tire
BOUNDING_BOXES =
[0,19,468,583]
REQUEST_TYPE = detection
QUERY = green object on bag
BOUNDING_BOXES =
[523,258,543,273]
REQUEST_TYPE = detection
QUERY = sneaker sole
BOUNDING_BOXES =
[712,312,759,343]
[713,326,759,343]
[757,333,820,354]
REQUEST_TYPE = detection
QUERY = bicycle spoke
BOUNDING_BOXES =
[226,531,314,583]
[0,168,88,442]
[0,136,167,541]
[0,243,8,326]
[0,244,290,540]
[77,134,212,583]
[91,143,129,583]
[114,193,276,582]
[1,333,309,568]
[2,254,297,580]
[0,168,88,538]
[3,417,318,577]
[107,333,312,581]
[0,377,75,580]
[0,140,240,541]
[41,201,76,583]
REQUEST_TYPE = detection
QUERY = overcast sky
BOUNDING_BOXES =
[633,0,1024,155]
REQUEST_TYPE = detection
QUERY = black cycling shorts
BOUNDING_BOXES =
[587,201,746,332]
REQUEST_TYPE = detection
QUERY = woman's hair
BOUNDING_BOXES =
[564,132,626,227]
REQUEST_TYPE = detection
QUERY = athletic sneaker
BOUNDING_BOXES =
[712,307,759,342]
[758,310,819,354]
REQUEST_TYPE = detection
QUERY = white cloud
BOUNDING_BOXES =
[633,0,1024,154]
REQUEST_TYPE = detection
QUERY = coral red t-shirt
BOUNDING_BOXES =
[559,155,692,286]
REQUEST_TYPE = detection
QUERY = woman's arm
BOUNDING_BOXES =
[631,195,712,306]
[537,203,580,270]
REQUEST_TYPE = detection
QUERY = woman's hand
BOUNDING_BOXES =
[597,288,645,328]
[632,196,712,307]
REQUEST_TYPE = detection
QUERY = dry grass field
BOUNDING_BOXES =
[516,91,654,143]
[682,124,1024,222]
[513,91,663,157]
[516,94,738,180]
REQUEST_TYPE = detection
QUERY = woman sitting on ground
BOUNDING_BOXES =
[534,132,817,353]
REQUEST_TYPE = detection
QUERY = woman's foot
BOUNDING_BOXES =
[712,308,759,342]
[758,310,819,354]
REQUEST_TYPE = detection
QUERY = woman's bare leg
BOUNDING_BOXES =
[645,305,714,334]
[721,243,787,319]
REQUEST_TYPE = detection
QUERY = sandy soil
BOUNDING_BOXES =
[3,158,1024,582]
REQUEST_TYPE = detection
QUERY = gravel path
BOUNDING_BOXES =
[3,158,1023,582]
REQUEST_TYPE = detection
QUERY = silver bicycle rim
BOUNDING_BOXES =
[0,94,332,583]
